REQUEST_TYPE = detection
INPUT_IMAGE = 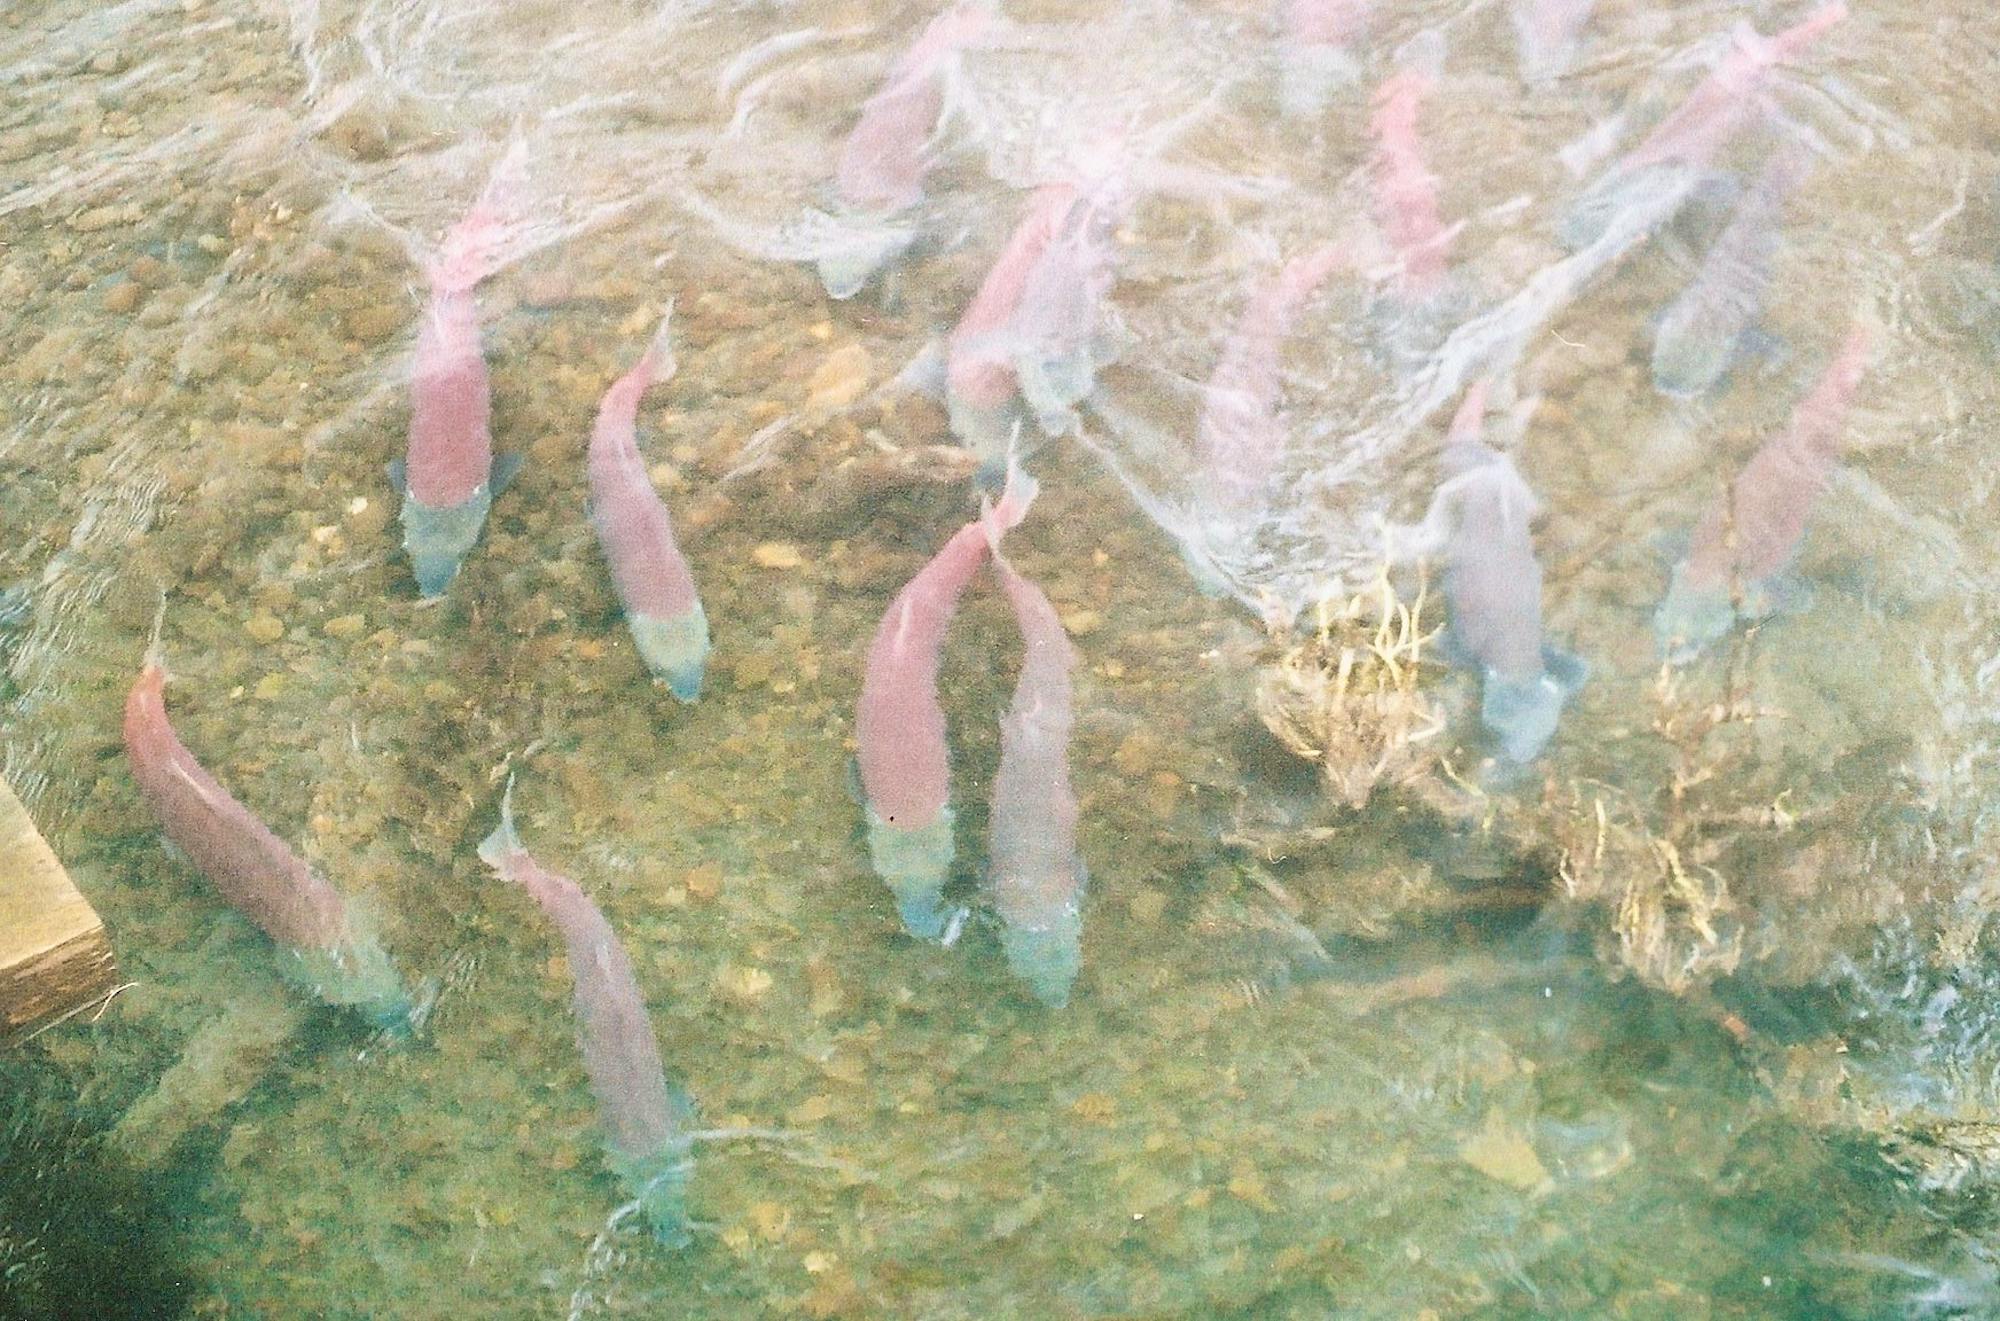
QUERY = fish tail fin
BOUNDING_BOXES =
[1773,1,1848,62]
[1445,378,1490,449]
[142,589,170,677]
[635,299,680,387]
[987,446,1041,534]
[429,140,531,295]
[477,773,522,870]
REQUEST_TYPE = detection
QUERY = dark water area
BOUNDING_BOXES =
[6,0,2000,1315]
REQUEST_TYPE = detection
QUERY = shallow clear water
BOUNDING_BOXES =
[6,0,2000,1316]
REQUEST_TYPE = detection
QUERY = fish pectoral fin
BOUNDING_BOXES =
[1539,644,1589,696]
[385,457,407,495]
[490,451,527,494]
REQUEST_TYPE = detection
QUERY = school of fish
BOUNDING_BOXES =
[112,0,1874,1244]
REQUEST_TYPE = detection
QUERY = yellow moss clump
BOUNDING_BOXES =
[1535,660,1795,992]
[1255,568,1445,809]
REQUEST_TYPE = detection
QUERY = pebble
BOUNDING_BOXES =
[753,542,804,570]
[684,861,723,900]
[1059,608,1102,637]
[1458,1110,1551,1191]
[806,344,871,412]
[70,203,136,232]
[715,964,774,1004]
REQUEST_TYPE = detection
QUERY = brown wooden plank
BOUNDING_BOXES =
[1,775,118,1044]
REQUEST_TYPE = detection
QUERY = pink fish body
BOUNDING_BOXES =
[396,182,526,597]
[856,468,1038,939]
[1656,322,1871,658]
[406,251,494,507]
[480,787,694,1246]
[1197,243,1349,519]
[1369,70,1449,298]
[588,317,709,701]
[946,179,1125,471]
[1562,3,1844,249]
[948,183,1080,420]
[1005,184,1124,427]
[836,2,991,214]
[1623,2,1847,175]
[1651,145,1812,397]
[124,655,414,1030]
[1436,384,1586,762]
[986,546,1085,1007]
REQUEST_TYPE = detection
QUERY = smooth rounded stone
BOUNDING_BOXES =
[807,344,872,411]
[70,204,136,233]
[137,288,189,327]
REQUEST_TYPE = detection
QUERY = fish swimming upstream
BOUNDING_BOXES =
[983,519,1086,1008]
[1650,144,1813,398]
[1655,321,1871,660]
[856,465,1037,940]
[481,779,697,1246]
[1562,2,1846,249]
[391,149,529,597]
[817,1,996,297]
[587,310,709,701]
[123,622,418,1032]
[947,179,1123,478]
[1186,242,1349,588]
[1369,64,1451,303]
[1432,383,1586,762]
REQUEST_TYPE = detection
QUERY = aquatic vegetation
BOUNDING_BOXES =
[1518,656,1793,993]
[1255,565,1444,809]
